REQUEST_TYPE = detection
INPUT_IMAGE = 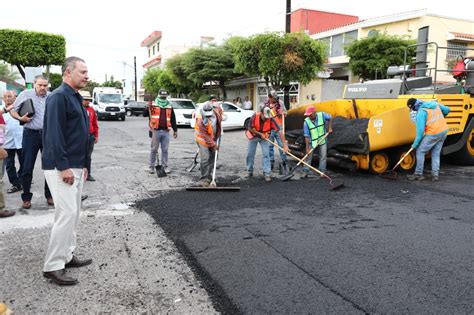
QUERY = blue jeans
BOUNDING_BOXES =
[5,148,23,188]
[414,133,447,177]
[246,138,271,176]
[149,129,170,168]
[268,130,287,163]
[303,143,327,173]
[21,128,51,202]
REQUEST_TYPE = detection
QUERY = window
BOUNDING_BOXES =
[170,100,195,109]
[257,84,299,105]
[320,37,330,56]
[331,34,344,57]
[344,30,358,46]
[320,30,358,57]
[152,45,155,55]
[148,48,151,58]
[156,42,160,52]
[368,29,379,37]
[222,103,239,112]
[447,41,468,60]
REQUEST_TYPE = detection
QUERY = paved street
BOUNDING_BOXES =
[1,116,473,314]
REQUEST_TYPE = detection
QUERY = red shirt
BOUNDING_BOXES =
[85,106,99,139]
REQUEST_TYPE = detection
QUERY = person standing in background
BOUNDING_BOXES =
[80,90,99,182]
[2,90,23,193]
[0,112,15,218]
[10,75,53,209]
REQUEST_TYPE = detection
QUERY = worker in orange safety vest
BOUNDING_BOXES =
[143,89,177,174]
[194,97,223,187]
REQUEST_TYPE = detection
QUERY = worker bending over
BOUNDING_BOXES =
[406,98,450,181]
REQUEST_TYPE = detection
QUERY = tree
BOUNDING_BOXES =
[102,79,123,89]
[346,34,416,80]
[233,32,326,95]
[84,81,101,95]
[143,67,182,99]
[0,63,20,80]
[182,45,240,100]
[47,73,62,91]
[0,29,65,79]
[165,54,195,96]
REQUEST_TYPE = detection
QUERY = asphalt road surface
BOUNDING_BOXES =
[2,116,473,314]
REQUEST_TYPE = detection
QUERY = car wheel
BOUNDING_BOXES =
[126,110,132,117]
[121,115,126,121]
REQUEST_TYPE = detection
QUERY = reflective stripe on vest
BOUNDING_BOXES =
[423,106,448,135]
[271,108,283,126]
[149,106,172,130]
[195,114,215,147]
[305,112,326,148]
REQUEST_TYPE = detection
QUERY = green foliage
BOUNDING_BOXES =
[346,34,416,80]
[0,29,66,79]
[232,32,326,89]
[83,81,101,95]
[102,80,123,89]
[166,54,195,95]
[143,67,180,99]
[182,45,239,98]
[0,63,20,80]
[47,73,62,91]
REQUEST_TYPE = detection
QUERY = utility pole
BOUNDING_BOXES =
[284,0,291,110]
[134,56,138,101]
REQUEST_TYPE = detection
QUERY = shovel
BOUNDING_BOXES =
[186,139,240,191]
[185,149,200,172]
[280,133,329,181]
[155,165,167,178]
[381,147,414,180]
[264,138,344,190]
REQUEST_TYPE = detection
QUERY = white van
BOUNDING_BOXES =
[92,87,126,121]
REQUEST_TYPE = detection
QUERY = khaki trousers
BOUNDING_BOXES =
[43,168,84,272]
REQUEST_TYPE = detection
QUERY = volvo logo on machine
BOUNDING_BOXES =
[347,87,368,93]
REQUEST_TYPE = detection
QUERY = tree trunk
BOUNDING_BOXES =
[16,64,25,80]
[283,85,290,110]
[220,80,227,101]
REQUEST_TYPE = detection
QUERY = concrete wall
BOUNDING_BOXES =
[299,79,322,106]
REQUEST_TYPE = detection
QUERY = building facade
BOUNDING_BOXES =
[226,9,474,109]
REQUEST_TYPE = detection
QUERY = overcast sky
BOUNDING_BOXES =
[1,0,472,94]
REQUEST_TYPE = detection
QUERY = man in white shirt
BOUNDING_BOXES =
[243,96,253,110]
[2,90,23,193]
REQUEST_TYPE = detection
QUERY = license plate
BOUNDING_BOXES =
[111,113,116,116]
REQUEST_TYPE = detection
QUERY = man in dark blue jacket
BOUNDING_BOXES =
[42,56,92,286]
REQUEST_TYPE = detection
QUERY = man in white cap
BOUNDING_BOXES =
[194,101,223,187]
[245,105,288,182]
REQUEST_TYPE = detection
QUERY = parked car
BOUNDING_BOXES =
[191,102,254,130]
[169,98,196,127]
[124,101,147,116]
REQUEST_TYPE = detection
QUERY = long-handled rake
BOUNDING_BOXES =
[381,147,414,180]
[279,133,329,181]
[264,138,344,190]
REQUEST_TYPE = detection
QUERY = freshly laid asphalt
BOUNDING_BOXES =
[136,167,474,314]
